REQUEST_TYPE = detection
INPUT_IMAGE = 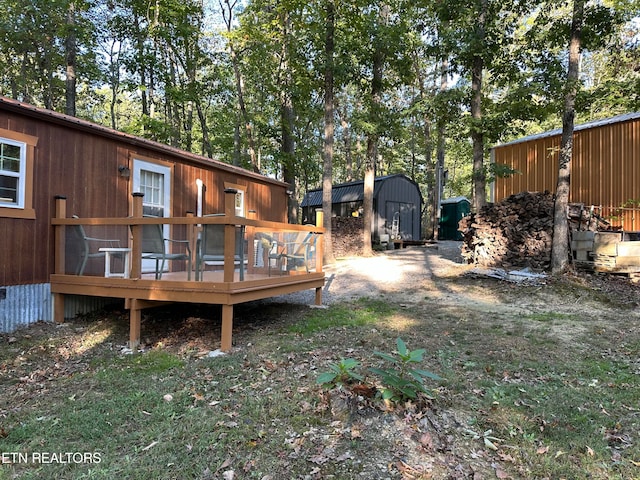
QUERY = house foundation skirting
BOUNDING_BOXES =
[0,283,117,333]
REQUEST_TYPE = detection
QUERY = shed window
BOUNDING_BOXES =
[0,139,25,206]
[0,129,37,219]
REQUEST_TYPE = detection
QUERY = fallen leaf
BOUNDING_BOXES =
[495,466,510,479]
[141,441,158,451]
[586,446,595,456]
[310,454,329,465]
[484,437,499,451]
[420,432,434,450]
[163,394,173,402]
[498,452,515,462]
[536,445,549,455]
[222,470,235,480]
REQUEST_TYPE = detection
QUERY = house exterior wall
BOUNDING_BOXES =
[0,97,288,331]
[493,115,640,230]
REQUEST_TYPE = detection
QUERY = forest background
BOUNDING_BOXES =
[1,0,638,241]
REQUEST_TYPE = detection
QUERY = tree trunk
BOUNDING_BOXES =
[282,98,297,223]
[363,4,388,256]
[470,0,487,211]
[322,0,336,263]
[195,101,213,158]
[434,58,448,240]
[65,1,77,117]
[220,0,259,172]
[552,0,584,274]
[410,45,434,238]
[279,10,297,224]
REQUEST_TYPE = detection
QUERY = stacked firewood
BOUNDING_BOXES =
[459,191,555,270]
[331,216,364,257]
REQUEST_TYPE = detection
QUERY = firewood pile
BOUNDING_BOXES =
[459,191,555,270]
[331,216,364,257]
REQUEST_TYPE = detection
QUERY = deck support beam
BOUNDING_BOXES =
[221,304,234,352]
[53,293,65,324]
[315,286,322,305]
[129,299,141,350]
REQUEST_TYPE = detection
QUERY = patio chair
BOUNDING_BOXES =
[281,231,317,273]
[256,232,286,276]
[195,215,245,281]
[72,215,122,276]
[137,216,192,280]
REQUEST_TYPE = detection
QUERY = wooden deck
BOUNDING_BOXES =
[51,193,325,352]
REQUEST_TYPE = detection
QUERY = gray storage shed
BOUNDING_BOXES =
[301,174,422,242]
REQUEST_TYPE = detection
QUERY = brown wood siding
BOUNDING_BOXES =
[494,117,640,230]
[1,104,288,287]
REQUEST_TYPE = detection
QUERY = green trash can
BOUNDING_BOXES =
[438,197,470,240]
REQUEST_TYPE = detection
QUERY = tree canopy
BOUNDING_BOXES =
[1,0,637,231]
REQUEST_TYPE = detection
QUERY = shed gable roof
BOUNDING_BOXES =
[301,174,419,207]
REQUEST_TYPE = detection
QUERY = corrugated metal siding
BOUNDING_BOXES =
[0,283,51,331]
[377,176,422,240]
[493,115,640,230]
[0,283,120,333]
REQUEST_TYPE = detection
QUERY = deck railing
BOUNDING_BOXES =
[52,191,324,283]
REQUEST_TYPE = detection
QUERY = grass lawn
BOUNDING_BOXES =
[1,275,639,479]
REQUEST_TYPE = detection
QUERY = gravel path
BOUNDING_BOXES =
[261,241,467,306]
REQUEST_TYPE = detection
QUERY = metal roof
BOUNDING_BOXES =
[0,96,288,188]
[301,174,417,207]
[441,196,469,205]
[493,112,640,149]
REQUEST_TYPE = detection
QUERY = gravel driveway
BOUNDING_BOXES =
[264,241,467,306]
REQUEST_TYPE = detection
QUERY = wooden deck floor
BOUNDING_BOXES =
[51,270,325,352]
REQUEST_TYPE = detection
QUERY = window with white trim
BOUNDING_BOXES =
[0,137,26,208]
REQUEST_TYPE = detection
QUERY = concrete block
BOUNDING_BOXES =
[572,231,596,241]
[616,241,640,257]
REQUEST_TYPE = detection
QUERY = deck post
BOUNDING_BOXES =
[223,189,238,282]
[53,196,67,324]
[129,299,141,351]
[315,209,324,274]
[186,211,196,277]
[221,304,233,352]
[130,193,144,279]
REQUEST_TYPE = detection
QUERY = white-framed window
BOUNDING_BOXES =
[132,158,173,273]
[224,182,247,217]
[132,159,172,218]
[234,189,245,217]
[0,137,26,208]
[0,128,37,219]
